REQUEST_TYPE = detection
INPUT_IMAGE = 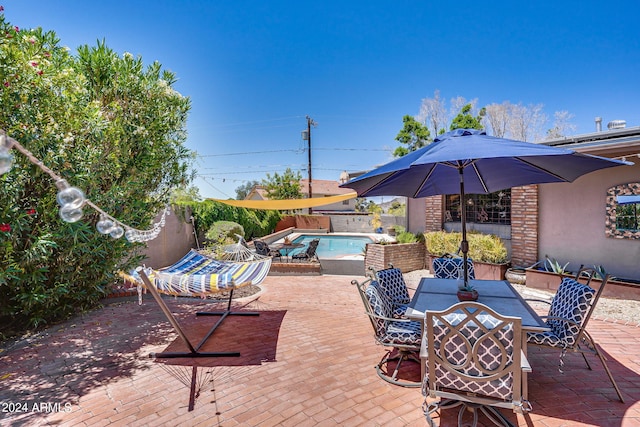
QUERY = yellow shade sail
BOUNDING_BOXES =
[209,192,357,210]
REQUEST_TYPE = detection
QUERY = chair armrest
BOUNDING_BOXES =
[539,315,580,328]
[524,298,551,306]
[520,350,532,373]
[366,312,413,323]
[420,338,428,360]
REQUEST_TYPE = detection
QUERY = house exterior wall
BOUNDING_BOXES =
[537,162,640,281]
[313,197,356,211]
[407,197,426,234]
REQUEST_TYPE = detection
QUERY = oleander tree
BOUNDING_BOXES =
[0,11,193,335]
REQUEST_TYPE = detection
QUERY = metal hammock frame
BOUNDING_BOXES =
[133,248,271,359]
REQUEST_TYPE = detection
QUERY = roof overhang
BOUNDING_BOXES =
[541,126,640,159]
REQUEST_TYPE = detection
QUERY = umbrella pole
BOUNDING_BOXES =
[459,167,469,287]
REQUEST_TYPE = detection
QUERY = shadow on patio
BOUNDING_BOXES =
[1,274,639,426]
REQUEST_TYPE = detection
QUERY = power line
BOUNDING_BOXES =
[196,146,389,158]
[198,149,299,158]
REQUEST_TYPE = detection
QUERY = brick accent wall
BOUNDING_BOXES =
[425,195,444,232]
[365,242,426,273]
[510,185,538,268]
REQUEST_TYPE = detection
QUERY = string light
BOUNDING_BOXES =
[0,130,169,242]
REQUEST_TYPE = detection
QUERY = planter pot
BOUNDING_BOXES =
[457,289,479,301]
[524,269,567,292]
[526,268,640,301]
[505,268,527,285]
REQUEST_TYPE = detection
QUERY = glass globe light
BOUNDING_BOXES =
[0,147,13,175]
[96,216,115,234]
[55,179,85,208]
[125,229,138,242]
[59,204,83,223]
[109,225,124,239]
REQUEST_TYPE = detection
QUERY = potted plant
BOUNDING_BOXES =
[424,231,509,280]
[524,256,572,291]
[456,283,479,301]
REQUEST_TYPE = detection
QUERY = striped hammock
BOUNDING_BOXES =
[127,249,272,297]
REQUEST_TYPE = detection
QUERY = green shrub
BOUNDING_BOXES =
[0,17,191,338]
[424,231,508,264]
[205,221,244,245]
[395,231,421,244]
[184,200,281,242]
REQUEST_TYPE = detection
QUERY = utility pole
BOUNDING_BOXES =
[303,116,317,214]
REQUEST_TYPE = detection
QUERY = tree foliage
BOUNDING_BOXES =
[420,91,571,142]
[450,104,484,131]
[184,200,281,243]
[262,167,302,200]
[393,115,430,157]
[235,179,260,200]
[0,14,192,336]
[418,89,448,137]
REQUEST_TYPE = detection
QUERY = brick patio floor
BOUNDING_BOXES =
[1,274,640,426]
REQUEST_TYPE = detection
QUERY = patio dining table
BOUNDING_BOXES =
[405,277,549,401]
[272,242,304,263]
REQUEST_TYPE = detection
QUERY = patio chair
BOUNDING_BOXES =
[291,238,319,262]
[352,276,422,387]
[432,253,475,280]
[253,239,281,261]
[371,264,411,318]
[423,301,531,427]
[526,266,624,402]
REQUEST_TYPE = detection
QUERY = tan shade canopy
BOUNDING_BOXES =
[209,192,357,210]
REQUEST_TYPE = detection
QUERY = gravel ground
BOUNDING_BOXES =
[403,269,640,327]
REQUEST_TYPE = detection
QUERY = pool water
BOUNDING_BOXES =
[291,234,374,259]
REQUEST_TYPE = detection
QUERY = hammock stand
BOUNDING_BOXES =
[136,269,256,358]
[132,246,271,359]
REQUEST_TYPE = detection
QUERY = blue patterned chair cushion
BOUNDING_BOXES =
[527,277,595,348]
[432,256,475,280]
[376,267,410,318]
[429,312,515,401]
[365,281,421,347]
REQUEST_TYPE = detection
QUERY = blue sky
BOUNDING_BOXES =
[4,1,640,200]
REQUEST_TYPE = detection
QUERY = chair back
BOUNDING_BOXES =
[253,240,269,256]
[546,267,607,347]
[305,238,320,257]
[425,302,522,403]
[432,254,475,280]
[352,277,390,338]
[375,266,410,305]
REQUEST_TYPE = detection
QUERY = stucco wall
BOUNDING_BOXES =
[407,197,426,234]
[538,162,640,281]
[143,207,196,269]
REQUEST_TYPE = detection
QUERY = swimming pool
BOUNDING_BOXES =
[290,234,375,259]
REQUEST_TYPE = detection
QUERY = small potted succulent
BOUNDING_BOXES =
[456,283,479,301]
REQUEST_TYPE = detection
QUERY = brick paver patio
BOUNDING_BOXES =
[1,274,639,426]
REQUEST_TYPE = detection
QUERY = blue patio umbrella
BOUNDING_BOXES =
[341,129,632,286]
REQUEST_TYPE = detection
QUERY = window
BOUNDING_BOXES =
[444,190,511,225]
[616,203,639,231]
[605,183,640,240]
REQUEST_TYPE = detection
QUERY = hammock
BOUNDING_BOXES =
[144,248,271,296]
[126,248,272,359]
